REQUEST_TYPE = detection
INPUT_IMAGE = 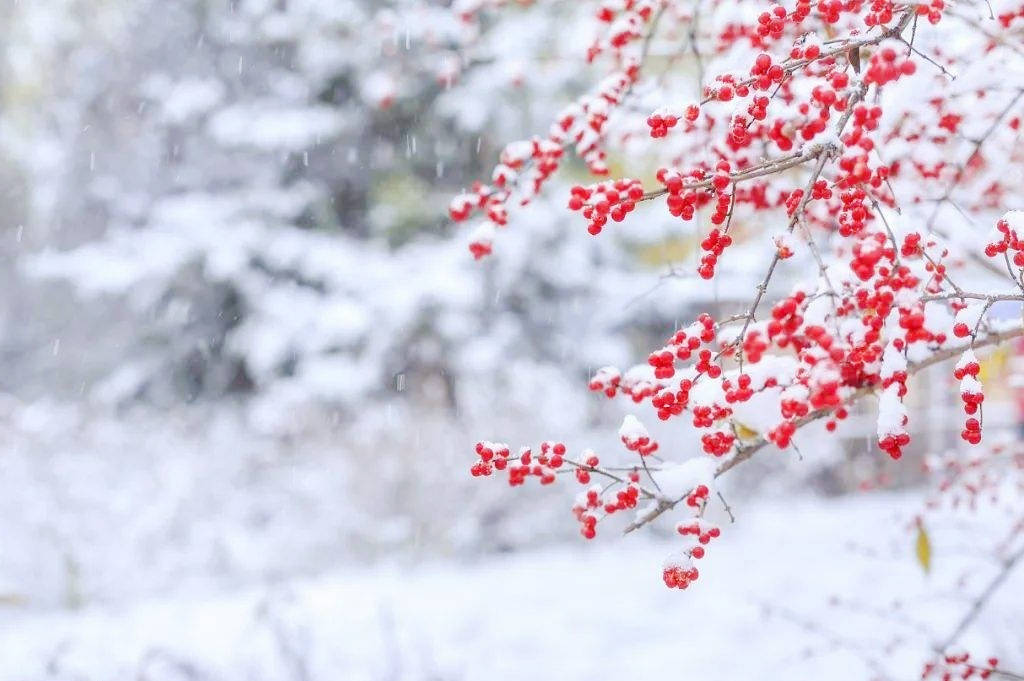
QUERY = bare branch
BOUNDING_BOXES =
[934,542,1024,652]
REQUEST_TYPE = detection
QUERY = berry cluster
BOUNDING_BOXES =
[663,517,723,589]
[780,386,811,419]
[722,374,755,403]
[652,377,691,420]
[877,386,910,460]
[694,348,724,378]
[662,558,700,590]
[849,237,890,281]
[748,52,785,89]
[922,654,1000,680]
[955,350,984,444]
[657,167,709,221]
[677,517,721,543]
[647,314,717,379]
[707,74,749,103]
[877,426,910,459]
[588,366,622,398]
[473,424,672,544]
[449,183,492,223]
[698,226,734,279]
[770,231,794,258]
[708,163,734,223]
[647,104,699,138]
[864,45,917,86]
[467,221,495,260]
[875,340,910,459]
[685,484,712,508]
[453,136,566,257]
[453,49,662,257]
[469,441,509,478]
[767,291,808,346]
[690,403,733,429]
[742,330,769,363]
[900,232,923,258]
[789,38,821,61]
[572,450,601,484]
[619,414,659,456]
[984,212,1024,266]
[999,4,1024,28]
[572,469,643,539]
[755,4,789,38]
[646,111,678,138]
[569,179,645,235]
[816,0,850,24]
[591,365,663,403]
[953,350,981,383]
[471,440,568,486]
[913,0,946,25]
[588,0,659,60]
[768,419,798,448]
[700,430,735,456]
[953,304,984,339]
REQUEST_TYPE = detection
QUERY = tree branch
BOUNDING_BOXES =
[624,323,1024,534]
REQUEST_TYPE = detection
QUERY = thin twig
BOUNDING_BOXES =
[921,292,1024,303]
[900,38,956,79]
[716,490,735,522]
[934,543,1024,652]
[926,88,1024,232]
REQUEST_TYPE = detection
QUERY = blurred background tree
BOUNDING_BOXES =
[0,0,721,604]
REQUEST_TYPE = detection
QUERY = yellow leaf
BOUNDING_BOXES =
[915,521,932,574]
[978,346,1006,383]
[733,422,760,442]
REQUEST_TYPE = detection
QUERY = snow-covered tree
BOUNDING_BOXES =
[10,0,703,442]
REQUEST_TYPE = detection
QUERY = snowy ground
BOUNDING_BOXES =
[1,493,1020,681]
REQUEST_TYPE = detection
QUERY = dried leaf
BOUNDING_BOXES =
[915,521,932,574]
[733,422,759,441]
